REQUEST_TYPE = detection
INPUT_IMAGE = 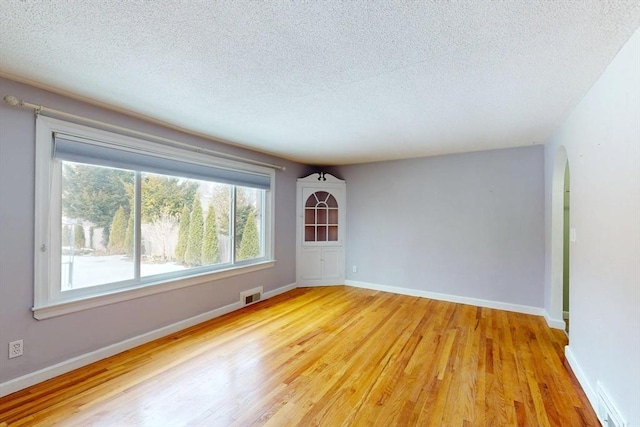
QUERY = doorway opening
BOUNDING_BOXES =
[562,162,570,334]
[550,146,569,331]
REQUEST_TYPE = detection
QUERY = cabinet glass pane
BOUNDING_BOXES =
[315,191,329,202]
[317,208,327,224]
[317,226,327,241]
[328,226,338,241]
[328,209,338,224]
[305,208,315,225]
[305,195,316,208]
[303,190,340,244]
[305,226,315,242]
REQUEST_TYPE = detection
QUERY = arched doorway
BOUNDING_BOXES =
[550,146,570,332]
[562,163,570,333]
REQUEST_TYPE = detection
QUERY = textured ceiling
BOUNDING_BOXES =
[1,1,638,165]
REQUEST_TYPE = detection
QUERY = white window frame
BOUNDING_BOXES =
[34,116,275,320]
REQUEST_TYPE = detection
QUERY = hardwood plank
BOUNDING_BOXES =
[0,286,600,426]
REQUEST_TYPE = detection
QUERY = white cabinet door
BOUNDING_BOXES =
[321,248,343,283]
[300,248,323,281]
[299,248,344,286]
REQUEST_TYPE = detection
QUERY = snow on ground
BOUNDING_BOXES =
[62,254,186,290]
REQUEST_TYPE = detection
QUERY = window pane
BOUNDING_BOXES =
[140,174,231,277]
[208,183,232,265]
[236,186,264,261]
[61,162,135,290]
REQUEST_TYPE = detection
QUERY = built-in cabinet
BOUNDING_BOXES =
[296,173,346,286]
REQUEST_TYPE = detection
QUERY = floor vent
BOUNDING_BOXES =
[240,286,263,307]
[597,382,627,427]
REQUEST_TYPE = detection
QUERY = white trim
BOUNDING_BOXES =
[345,280,545,316]
[297,172,343,183]
[263,282,297,298]
[565,345,598,418]
[550,147,569,326]
[33,261,276,320]
[298,283,342,288]
[597,381,628,427]
[544,310,567,330]
[0,282,297,398]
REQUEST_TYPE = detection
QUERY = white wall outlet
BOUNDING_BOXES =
[9,339,23,358]
[352,265,357,273]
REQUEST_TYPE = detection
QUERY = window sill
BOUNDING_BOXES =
[32,260,276,320]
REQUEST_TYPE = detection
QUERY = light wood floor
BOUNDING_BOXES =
[0,286,598,426]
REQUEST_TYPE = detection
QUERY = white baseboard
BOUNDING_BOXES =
[596,381,628,427]
[297,283,333,288]
[565,345,598,419]
[345,280,545,317]
[296,283,343,288]
[263,282,297,298]
[543,310,567,330]
[0,282,297,398]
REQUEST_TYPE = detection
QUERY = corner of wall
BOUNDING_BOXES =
[543,309,566,330]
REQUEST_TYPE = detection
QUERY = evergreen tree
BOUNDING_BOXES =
[175,205,190,262]
[62,164,132,245]
[237,211,260,261]
[74,223,86,250]
[202,203,220,265]
[185,194,204,266]
[141,175,198,222]
[211,184,230,236]
[234,205,254,254]
[108,206,127,253]
[124,211,134,257]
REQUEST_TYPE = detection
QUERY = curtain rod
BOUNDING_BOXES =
[3,95,286,171]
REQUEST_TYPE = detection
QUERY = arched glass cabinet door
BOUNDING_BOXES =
[304,191,339,242]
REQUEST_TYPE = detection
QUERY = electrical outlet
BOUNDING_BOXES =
[9,340,23,358]
[352,265,357,273]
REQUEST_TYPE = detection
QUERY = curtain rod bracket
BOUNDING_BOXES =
[3,95,20,106]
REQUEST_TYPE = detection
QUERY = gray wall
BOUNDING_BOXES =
[0,78,308,383]
[544,29,639,425]
[335,145,545,307]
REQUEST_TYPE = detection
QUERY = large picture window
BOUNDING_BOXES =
[35,116,274,319]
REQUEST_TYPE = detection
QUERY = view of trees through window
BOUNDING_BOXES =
[61,162,263,290]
